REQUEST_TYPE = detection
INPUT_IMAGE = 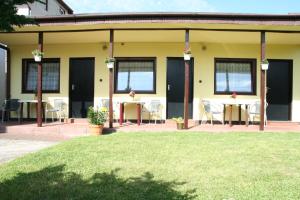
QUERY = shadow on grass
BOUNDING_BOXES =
[0,165,196,200]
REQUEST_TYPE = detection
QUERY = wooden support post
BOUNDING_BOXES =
[109,30,114,128]
[37,32,43,127]
[184,29,190,129]
[260,31,266,131]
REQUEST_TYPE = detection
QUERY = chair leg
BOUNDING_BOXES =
[56,112,59,123]
[58,112,60,123]
[52,112,54,122]
[1,111,4,123]
[45,112,47,123]
[222,114,224,125]
[18,111,20,123]
[7,111,10,122]
[264,114,267,127]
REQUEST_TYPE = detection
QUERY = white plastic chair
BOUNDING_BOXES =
[148,100,162,124]
[99,98,119,121]
[141,103,150,124]
[45,99,65,123]
[201,100,224,125]
[248,101,268,126]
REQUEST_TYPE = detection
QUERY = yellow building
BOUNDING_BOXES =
[1,13,300,129]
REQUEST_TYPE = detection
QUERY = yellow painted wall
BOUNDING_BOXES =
[9,42,300,122]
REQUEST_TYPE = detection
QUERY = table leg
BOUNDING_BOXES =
[137,104,141,126]
[238,105,242,124]
[20,102,24,124]
[42,103,45,119]
[119,103,124,125]
[27,102,30,119]
[245,105,249,127]
[223,105,226,125]
[35,103,38,121]
[229,105,233,127]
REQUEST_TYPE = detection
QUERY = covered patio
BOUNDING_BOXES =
[1,13,300,132]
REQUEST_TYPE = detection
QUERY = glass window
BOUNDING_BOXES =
[215,58,256,94]
[22,59,60,93]
[115,58,156,93]
[37,0,48,10]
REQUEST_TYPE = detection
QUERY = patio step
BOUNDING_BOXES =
[165,119,197,126]
[267,121,299,126]
[1,123,89,139]
[70,118,88,124]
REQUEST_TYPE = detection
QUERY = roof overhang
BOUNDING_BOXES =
[31,12,300,26]
[1,12,300,46]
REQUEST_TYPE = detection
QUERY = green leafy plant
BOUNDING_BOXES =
[105,57,116,64]
[0,0,37,32]
[172,117,184,124]
[88,107,107,126]
[262,59,269,64]
[183,47,192,55]
[32,49,44,57]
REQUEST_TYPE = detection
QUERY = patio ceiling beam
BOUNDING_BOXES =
[3,28,300,34]
[109,29,114,128]
[184,29,190,129]
[260,31,266,131]
[37,32,43,127]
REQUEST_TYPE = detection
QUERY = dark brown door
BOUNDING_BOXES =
[267,60,293,121]
[69,58,95,118]
[167,58,194,119]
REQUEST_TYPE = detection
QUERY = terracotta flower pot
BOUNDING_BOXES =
[176,122,184,130]
[89,124,104,136]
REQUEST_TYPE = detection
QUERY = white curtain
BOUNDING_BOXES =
[216,62,252,93]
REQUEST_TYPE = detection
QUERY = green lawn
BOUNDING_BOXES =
[1,132,300,200]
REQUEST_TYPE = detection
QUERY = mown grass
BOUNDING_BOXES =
[1,132,300,200]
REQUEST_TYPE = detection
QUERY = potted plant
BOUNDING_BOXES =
[87,106,107,135]
[129,90,135,101]
[183,47,192,61]
[231,92,237,99]
[172,117,184,130]
[261,59,269,70]
[105,57,115,69]
[32,49,44,62]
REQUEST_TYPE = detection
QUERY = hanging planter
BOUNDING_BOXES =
[105,57,116,69]
[183,47,192,61]
[32,49,44,62]
[261,59,269,70]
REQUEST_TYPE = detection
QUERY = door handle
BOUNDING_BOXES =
[168,84,171,91]
[72,84,75,91]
